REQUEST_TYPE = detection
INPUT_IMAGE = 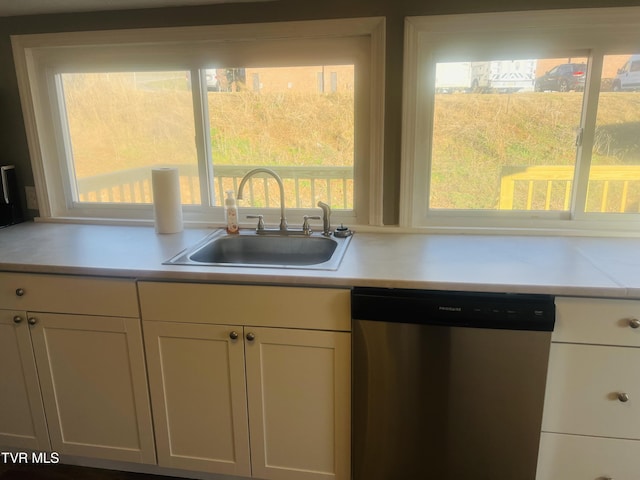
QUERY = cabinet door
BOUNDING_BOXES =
[0,310,49,450]
[138,282,351,331]
[245,327,351,480]
[554,297,640,347]
[28,313,155,464]
[143,321,251,476]
[536,432,640,480]
[542,343,640,440]
[0,273,139,317]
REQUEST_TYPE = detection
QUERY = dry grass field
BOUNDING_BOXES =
[64,70,354,179]
[63,70,354,208]
[63,71,640,212]
[431,91,640,211]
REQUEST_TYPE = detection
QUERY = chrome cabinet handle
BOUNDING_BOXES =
[229,331,239,340]
[13,316,23,324]
[629,318,640,329]
[15,288,25,297]
[617,392,630,403]
[27,317,37,326]
[246,332,256,342]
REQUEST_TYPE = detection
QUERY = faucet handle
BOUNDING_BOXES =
[246,214,264,232]
[302,215,321,235]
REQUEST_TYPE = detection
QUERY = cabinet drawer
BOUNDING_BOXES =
[542,343,640,440]
[138,282,351,331]
[536,432,640,480]
[0,272,138,317]
[554,297,640,346]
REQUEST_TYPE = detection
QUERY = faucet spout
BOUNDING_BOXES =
[237,168,287,232]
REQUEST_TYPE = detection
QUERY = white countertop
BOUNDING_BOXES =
[1,221,639,298]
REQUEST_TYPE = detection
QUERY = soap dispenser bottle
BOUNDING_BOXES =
[225,190,239,234]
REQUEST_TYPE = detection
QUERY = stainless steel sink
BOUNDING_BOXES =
[164,229,352,270]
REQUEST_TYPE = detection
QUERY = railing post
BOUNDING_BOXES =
[499,168,516,210]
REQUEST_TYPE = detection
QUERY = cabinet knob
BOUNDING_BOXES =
[246,332,256,342]
[15,288,25,297]
[13,315,23,324]
[629,318,640,329]
[229,331,239,340]
[27,317,37,326]
[617,392,630,403]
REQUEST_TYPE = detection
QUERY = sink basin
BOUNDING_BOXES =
[165,230,352,270]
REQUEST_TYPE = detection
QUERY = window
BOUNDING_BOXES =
[61,71,199,205]
[430,57,585,213]
[12,19,385,226]
[205,65,356,210]
[402,8,640,233]
[587,53,640,214]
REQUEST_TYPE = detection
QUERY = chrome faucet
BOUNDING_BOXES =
[317,201,331,236]
[237,167,288,232]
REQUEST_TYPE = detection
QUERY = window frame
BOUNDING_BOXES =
[12,18,386,227]
[401,7,640,234]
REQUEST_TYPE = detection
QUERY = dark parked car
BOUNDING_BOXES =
[534,63,587,92]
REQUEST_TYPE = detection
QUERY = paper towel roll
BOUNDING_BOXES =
[152,167,183,234]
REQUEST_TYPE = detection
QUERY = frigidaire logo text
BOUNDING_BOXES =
[438,306,462,312]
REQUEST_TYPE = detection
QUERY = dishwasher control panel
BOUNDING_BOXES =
[351,287,555,331]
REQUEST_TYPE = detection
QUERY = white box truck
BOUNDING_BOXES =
[436,59,537,93]
[613,54,640,91]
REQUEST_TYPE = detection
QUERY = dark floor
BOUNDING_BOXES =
[0,464,183,480]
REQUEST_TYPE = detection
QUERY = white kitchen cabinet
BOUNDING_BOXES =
[137,281,351,331]
[552,297,640,347]
[0,309,49,451]
[0,272,140,317]
[139,282,351,480]
[542,343,640,440]
[30,312,156,464]
[245,326,351,480]
[537,433,640,479]
[0,273,156,464]
[536,297,640,480]
[143,321,251,476]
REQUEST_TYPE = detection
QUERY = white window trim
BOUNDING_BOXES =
[401,7,640,235]
[12,17,385,227]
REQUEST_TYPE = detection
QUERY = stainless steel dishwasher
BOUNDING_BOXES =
[352,287,555,480]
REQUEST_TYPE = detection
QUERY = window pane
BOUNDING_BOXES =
[430,57,586,212]
[62,72,199,204]
[207,66,354,210]
[587,54,640,213]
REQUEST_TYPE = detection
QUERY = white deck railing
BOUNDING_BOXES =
[76,164,353,209]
